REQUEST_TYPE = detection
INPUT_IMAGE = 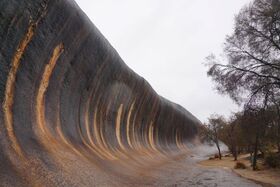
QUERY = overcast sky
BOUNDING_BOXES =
[75,0,252,123]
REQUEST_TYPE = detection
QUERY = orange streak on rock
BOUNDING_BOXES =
[148,121,158,152]
[3,23,36,158]
[54,101,85,158]
[56,125,83,158]
[36,43,64,138]
[93,109,117,160]
[83,104,105,158]
[126,101,135,148]
[116,104,125,150]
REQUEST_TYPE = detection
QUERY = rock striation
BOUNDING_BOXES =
[0,0,201,186]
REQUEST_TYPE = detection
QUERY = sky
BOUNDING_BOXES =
[75,0,252,123]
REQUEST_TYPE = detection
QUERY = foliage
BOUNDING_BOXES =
[205,0,280,170]
[265,152,280,168]
[234,162,247,169]
[206,0,280,108]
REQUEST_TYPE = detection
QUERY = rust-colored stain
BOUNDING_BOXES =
[126,101,135,148]
[116,104,125,150]
[3,23,36,158]
[36,43,64,137]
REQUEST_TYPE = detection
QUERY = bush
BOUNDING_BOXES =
[265,152,280,168]
[214,154,220,159]
[234,162,246,169]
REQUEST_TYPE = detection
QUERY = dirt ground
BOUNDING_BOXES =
[199,154,280,187]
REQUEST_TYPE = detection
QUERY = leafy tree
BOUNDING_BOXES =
[241,109,265,170]
[206,0,280,108]
[238,106,278,169]
[206,0,280,168]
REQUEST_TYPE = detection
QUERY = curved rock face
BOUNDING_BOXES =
[0,0,201,186]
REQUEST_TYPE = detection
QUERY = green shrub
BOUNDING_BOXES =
[265,152,280,168]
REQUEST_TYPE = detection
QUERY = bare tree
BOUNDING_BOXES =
[204,115,226,160]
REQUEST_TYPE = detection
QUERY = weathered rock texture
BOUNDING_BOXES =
[0,0,201,186]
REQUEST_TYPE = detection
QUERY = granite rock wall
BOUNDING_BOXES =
[0,0,201,185]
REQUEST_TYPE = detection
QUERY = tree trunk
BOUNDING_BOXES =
[215,141,222,160]
[229,124,237,161]
[233,146,238,161]
[252,134,259,170]
[274,103,280,153]
[277,123,280,153]
[277,108,280,153]
[231,144,238,161]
